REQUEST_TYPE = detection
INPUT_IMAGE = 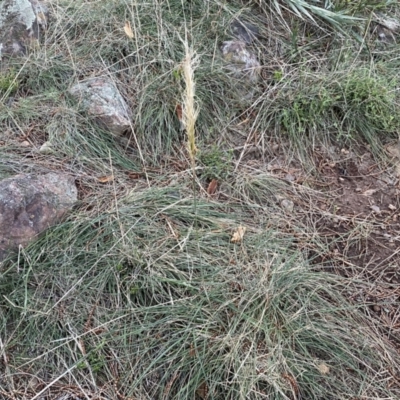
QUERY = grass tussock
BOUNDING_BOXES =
[1,184,400,399]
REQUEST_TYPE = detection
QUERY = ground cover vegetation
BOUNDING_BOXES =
[1,0,400,398]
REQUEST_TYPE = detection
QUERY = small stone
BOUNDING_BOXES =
[221,40,260,83]
[69,77,131,136]
[376,26,396,43]
[370,205,381,214]
[378,17,400,32]
[285,174,295,182]
[388,204,396,211]
[21,140,30,147]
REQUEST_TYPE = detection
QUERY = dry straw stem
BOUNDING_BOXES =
[181,42,200,165]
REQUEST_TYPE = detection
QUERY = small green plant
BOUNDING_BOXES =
[343,69,399,132]
[0,69,19,97]
[279,67,400,144]
[77,341,107,373]
[281,86,337,134]
[273,70,283,82]
[198,145,233,181]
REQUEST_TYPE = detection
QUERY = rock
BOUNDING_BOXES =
[370,205,381,214]
[373,24,396,44]
[374,15,400,33]
[221,40,260,83]
[0,0,48,60]
[69,77,131,136]
[371,16,399,45]
[230,20,259,44]
[0,173,77,261]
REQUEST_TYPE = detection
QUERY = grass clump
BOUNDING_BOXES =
[0,69,19,99]
[253,64,400,154]
[341,67,399,133]
[1,184,399,398]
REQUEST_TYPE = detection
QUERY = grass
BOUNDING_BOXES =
[2,184,400,398]
[1,0,400,398]
[268,65,400,149]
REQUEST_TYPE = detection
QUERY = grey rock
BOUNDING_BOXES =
[370,16,399,44]
[69,77,131,136]
[221,40,260,83]
[374,15,400,33]
[0,173,77,261]
[373,24,396,44]
[0,0,48,60]
[370,205,381,214]
[230,20,259,44]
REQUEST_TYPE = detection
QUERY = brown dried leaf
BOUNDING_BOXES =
[175,103,183,121]
[196,382,208,399]
[207,179,218,195]
[231,226,246,243]
[91,327,106,335]
[127,171,141,179]
[98,175,114,183]
[124,21,134,38]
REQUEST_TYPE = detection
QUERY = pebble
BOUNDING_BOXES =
[370,205,381,214]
